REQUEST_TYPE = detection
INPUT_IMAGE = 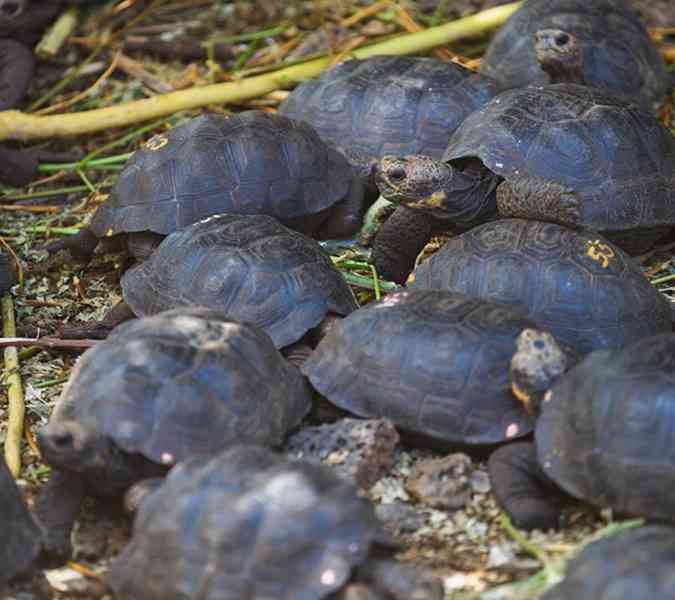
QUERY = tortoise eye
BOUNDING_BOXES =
[555,33,570,47]
[388,166,407,181]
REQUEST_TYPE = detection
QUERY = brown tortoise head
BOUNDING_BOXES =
[534,29,585,84]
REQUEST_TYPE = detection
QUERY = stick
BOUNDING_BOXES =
[2,294,24,476]
[0,337,98,349]
[0,2,522,141]
[34,7,80,60]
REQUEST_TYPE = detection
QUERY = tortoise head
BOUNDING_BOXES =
[510,329,574,416]
[38,421,114,474]
[534,29,585,85]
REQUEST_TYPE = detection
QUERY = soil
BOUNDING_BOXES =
[1,1,674,599]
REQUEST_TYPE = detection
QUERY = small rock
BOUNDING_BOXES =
[470,469,491,494]
[376,502,426,534]
[285,418,399,488]
[405,453,473,510]
[487,544,516,568]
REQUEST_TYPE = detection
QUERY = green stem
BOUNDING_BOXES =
[208,24,288,45]
[0,185,94,200]
[39,152,134,173]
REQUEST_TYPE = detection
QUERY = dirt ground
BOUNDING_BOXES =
[1,1,674,599]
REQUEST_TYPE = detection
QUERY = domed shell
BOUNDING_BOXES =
[0,457,41,589]
[302,289,535,445]
[443,84,675,232]
[542,526,675,599]
[280,55,500,161]
[410,219,671,353]
[480,0,669,106]
[90,111,354,238]
[536,334,675,522]
[121,214,357,348]
[51,308,312,466]
[108,445,381,600]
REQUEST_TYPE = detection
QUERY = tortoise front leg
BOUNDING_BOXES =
[371,207,443,285]
[496,178,581,227]
[488,442,569,531]
[316,175,366,240]
[34,469,86,564]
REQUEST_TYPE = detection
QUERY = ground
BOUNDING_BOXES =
[1,1,674,598]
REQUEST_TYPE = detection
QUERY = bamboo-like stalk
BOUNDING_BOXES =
[2,294,24,477]
[0,2,521,142]
[34,7,79,59]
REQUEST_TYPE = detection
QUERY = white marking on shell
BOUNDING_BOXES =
[321,570,337,586]
[544,390,552,403]
[495,162,504,168]
[505,423,520,438]
[160,452,175,464]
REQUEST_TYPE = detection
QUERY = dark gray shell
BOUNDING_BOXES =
[90,111,354,238]
[443,84,675,232]
[51,309,312,466]
[0,457,41,589]
[108,445,381,600]
[542,526,675,600]
[480,0,669,106]
[410,219,671,353]
[121,214,357,348]
[279,55,500,162]
[302,289,535,445]
[536,334,675,521]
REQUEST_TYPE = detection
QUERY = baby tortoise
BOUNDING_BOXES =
[490,332,675,530]
[47,111,364,261]
[410,219,671,354]
[63,214,357,346]
[109,445,443,600]
[302,289,562,447]
[480,0,669,107]
[374,84,675,282]
[36,308,312,562]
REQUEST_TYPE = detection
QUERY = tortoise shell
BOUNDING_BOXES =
[480,0,669,106]
[108,445,381,600]
[302,289,535,445]
[536,334,675,522]
[443,84,675,233]
[410,219,671,353]
[121,214,357,348]
[51,308,312,468]
[542,526,675,599]
[0,456,41,590]
[89,111,355,238]
[279,55,500,163]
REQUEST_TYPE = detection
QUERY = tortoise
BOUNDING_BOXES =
[479,0,670,108]
[0,456,42,591]
[36,307,312,561]
[66,213,358,346]
[373,83,675,283]
[409,219,671,354]
[108,444,443,600]
[489,332,675,530]
[302,289,555,447]
[542,526,675,599]
[47,110,364,261]
[278,55,501,282]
